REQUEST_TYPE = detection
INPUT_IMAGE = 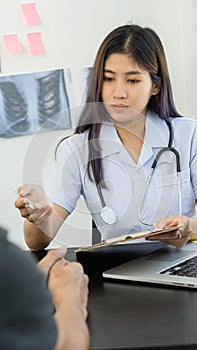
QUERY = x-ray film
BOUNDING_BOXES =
[0,68,72,138]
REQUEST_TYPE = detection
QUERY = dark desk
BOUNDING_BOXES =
[33,243,197,350]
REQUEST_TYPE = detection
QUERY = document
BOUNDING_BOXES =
[75,225,182,252]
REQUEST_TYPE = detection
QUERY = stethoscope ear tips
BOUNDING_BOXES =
[101,206,117,224]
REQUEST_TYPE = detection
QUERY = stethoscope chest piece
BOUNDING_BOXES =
[94,121,181,226]
[101,206,117,224]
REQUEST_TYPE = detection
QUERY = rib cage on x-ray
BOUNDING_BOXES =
[0,69,71,138]
[0,81,29,134]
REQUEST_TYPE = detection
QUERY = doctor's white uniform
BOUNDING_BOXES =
[45,112,197,241]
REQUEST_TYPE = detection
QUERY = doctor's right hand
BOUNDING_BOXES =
[14,184,53,226]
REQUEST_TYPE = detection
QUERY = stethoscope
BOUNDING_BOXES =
[93,121,182,225]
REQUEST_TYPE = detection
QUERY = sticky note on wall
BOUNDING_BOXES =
[3,34,23,53]
[21,2,41,25]
[27,32,45,55]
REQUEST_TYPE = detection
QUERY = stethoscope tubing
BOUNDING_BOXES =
[92,121,182,225]
[151,146,181,172]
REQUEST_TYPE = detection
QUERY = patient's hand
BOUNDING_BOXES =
[48,259,89,320]
[37,246,67,279]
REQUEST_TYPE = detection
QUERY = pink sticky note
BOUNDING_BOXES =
[3,34,23,53]
[27,32,45,55]
[21,2,41,25]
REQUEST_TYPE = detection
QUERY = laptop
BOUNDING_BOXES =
[103,242,197,289]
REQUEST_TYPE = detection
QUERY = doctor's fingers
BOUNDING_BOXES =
[159,234,191,248]
[21,205,53,225]
[150,228,192,248]
[176,225,193,244]
[148,226,192,241]
[15,196,27,210]
[157,215,190,231]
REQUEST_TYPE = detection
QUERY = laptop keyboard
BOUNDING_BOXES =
[160,255,197,278]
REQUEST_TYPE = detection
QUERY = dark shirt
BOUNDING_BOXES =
[0,227,57,350]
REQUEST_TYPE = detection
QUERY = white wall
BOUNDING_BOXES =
[0,0,196,249]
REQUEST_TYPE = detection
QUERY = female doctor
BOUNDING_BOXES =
[15,24,197,251]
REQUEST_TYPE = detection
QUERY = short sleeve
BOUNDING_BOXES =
[0,231,57,350]
[190,121,197,199]
[44,138,82,213]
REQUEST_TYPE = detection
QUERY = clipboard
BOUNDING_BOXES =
[75,225,182,252]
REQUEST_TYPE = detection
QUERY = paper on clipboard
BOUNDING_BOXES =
[75,225,182,252]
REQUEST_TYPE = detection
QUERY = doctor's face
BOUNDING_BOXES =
[101,53,159,124]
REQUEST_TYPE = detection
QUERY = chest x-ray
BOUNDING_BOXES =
[0,68,72,138]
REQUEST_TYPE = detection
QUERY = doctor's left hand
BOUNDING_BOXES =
[146,215,193,248]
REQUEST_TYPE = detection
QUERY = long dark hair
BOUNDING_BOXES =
[71,25,180,184]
